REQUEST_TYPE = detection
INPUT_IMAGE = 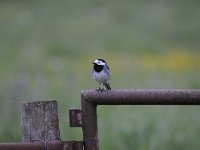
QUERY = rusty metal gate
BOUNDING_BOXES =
[0,89,200,150]
[80,89,200,150]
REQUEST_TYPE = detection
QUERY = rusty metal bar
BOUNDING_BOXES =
[81,89,200,105]
[81,89,200,150]
[69,109,82,127]
[81,98,98,150]
[0,141,83,150]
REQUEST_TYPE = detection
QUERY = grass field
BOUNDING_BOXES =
[0,0,200,150]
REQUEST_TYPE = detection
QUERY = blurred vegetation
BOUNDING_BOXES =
[0,0,200,150]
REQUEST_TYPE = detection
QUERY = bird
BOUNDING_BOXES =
[92,58,111,91]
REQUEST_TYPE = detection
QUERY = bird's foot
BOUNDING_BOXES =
[96,87,105,92]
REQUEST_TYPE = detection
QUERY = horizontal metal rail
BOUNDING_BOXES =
[0,141,83,150]
[81,89,200,150]
[81,89,200,105]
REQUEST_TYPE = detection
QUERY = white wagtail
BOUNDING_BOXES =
[92,58,111,91]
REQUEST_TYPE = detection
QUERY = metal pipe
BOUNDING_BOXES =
[0,141,83,150]
[81,89,200,105]
[81,98,98,150]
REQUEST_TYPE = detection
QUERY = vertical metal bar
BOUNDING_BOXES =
[81,94,98,150]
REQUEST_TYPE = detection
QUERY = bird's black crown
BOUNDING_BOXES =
[97,58,106,63]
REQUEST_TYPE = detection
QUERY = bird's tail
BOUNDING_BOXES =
[103,82,111,90]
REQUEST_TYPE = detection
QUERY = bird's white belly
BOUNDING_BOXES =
[92,71,109,83]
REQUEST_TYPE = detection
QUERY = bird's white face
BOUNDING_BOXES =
[94,59,106,66]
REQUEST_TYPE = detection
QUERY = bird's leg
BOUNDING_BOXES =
[96,83,104,92]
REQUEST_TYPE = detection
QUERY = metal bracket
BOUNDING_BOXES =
[69,109,82,127]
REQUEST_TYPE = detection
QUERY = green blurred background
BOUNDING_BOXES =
[0,0,200,149]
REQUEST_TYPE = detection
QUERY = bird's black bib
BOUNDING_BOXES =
[93,64,104,73]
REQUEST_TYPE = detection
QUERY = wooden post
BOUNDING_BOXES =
[21,100,60,142]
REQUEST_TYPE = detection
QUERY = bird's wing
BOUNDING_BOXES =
[107,65,110,70]
[104,65,110,78]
